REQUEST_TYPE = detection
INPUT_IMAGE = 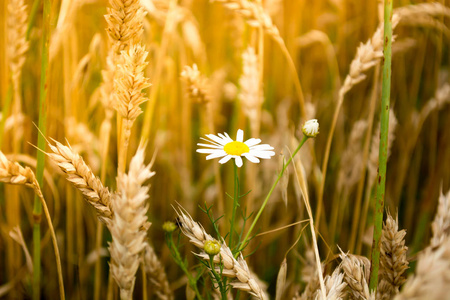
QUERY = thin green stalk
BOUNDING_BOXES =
[33,0,51,298]
[166,233,203,300]
[239,136,309,253]
[229,164,239,250]
[369,0,392,291]
[209,256,227,300]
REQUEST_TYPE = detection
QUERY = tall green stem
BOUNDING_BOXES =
[229,164,239,250]
[369,0,392,291]
[33,0,51,298]
[239,136,309,253]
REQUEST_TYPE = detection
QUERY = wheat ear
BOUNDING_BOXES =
[339,250,373,300]
[143,243,173,300]
[46,139,113,223]
[431,188,450,248]
[175,207,265,299]
[395,238,450,300]
[180,64,211,104]
[108,145,154,299]
[377,212,409,300]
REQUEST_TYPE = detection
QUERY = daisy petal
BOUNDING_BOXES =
[236,129,244,142]
[200,137,222,147]
[250,144,274,151]
[235,156,243,167]
[206,134,228,145]
[197,149,220,154]
[219,155,232,164]
[206,150,227,160]
[250,150,276,159]
[244,138,261,147]
[197,143,223,149]
[243,153,260,163]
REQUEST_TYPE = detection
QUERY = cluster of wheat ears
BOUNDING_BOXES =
[1,0,450,299]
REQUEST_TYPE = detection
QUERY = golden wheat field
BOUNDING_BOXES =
[1,0,450,299]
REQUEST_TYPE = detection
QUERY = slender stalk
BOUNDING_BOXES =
[141,0,177,140]
[348,64,380,253]
[33,0,51,298]
[229,164,239,250]
[369,0,392,291]
[209,256,227,300]
[239,136,309,253]
[165,233,203,300]
[0,84,12,148]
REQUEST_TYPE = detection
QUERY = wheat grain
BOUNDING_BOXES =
[212,0,283,45]
[142,243,173,300]
[175,207,266,299]
[114,44,151,161]
[339,250,372,300]
[314,267,347,300]
[7,0,29,84]
[46,139,113,223]
[377,212,409,300]
[108,145,154,299]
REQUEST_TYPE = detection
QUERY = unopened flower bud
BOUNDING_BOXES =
[302,119,319,138]
[204,240,221,256]
[163,221,177,233]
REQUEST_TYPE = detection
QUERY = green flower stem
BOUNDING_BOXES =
[239,136,309,254]
[229,164,239,250]
[165,233,203,300]
[369,0,393,291]
[209,256,227,300]
[33,0,51,298]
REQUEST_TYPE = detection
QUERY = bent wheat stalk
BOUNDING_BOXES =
[0,151,65,300]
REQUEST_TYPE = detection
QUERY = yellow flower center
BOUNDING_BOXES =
[224,141,250,156]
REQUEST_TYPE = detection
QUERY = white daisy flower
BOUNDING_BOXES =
[196,129,275,168]
[302,119,319,138]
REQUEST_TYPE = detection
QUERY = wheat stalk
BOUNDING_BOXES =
[377,212,409,300]
[108,145,154,299]
[175,207,266,299]
[46,139,113,223]
[0,151,65,299]
[142,243,173,300]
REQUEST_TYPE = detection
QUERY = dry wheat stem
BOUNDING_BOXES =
[377,212,409,300]
[108,145,154,299]
[143,243,173,300]
[174,206,266,299]
[0,151,65,300]
[46,139,113,223]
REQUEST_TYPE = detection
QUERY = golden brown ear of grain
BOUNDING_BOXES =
[378,212,409,300]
